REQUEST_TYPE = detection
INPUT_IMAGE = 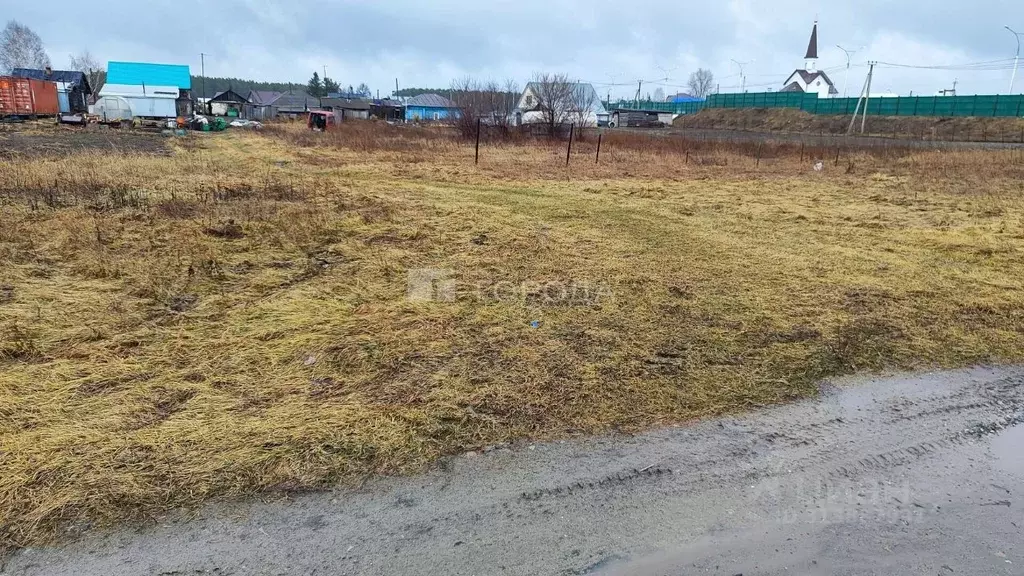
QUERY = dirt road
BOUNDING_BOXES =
[4,367,1023,575]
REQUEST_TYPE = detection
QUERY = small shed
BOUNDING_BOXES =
[320,97,370,120]
[10,68,91,113]
[210,89,248,117]
[405,93,460,122]
[371,99,404,121]
[247,90,282,120]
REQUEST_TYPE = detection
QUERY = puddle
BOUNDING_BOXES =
[991,424,1024,476]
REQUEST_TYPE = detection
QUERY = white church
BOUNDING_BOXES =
[781,21,839,98]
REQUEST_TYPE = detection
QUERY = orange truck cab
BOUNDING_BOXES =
[307,110,336,131]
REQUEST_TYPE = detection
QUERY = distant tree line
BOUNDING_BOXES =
[192,76,305,99]
[395,88,451,98]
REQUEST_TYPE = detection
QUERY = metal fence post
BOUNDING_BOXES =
[566,123,574,167]
[474,118,481,165]
[595,133,602,164]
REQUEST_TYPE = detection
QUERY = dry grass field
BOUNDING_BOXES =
[2,121,1024,550]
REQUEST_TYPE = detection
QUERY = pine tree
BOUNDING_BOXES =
[307,72,324,98]
[323,76,340,95]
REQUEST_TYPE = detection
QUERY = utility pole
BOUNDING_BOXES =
[837,45,861,98]
[1007,26,1022,93]
[200,52,207,113]
[731,59,750,93]
[861,61,875,134]
[635,80,642,107]
[847,63,874,135]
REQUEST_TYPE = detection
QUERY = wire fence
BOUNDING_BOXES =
[467,122,1024,171]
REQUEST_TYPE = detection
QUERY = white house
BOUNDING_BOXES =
[781,21,838,98]
[515,82,609,127]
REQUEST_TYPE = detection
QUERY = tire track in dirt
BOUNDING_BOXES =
[6,368,1024,576]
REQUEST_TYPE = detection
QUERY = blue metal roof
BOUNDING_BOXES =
[106,61,191,89]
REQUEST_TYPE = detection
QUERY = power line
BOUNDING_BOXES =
[875,58,1017,71]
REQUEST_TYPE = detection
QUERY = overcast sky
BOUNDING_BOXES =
[8,0,1024,98]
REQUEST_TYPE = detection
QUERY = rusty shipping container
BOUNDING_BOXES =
[0,76,59,117]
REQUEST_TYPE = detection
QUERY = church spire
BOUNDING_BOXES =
[805,20,818,72]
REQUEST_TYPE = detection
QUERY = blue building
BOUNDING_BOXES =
[404,93,460,122]
[101,61,193,118]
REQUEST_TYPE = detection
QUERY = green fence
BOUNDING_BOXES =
[607,93,1024,118]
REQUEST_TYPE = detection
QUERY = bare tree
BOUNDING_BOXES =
[0,20,51,73]
[68,50,104,96]
[449,76,521,138]
[503,78,520,119]
[568,82,598,128]
[653,87,666,102]
[688,68,714,99]
[528,72,574,135]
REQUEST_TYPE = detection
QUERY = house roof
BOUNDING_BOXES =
[320,97,371,110]
[782,69,839,95]
[371,98,404,108]
[107,61,191,89]
[248,90,283,105]
[406,93,457,108]
[211,89,247,102]
[10,68,92,94]
[780,81,805,93]
[274,91,318,111]
[787,69,837,87]
[667,93,703,103]
[805,21,818,59]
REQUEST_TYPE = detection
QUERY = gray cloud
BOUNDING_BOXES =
[8,0,1024,97]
